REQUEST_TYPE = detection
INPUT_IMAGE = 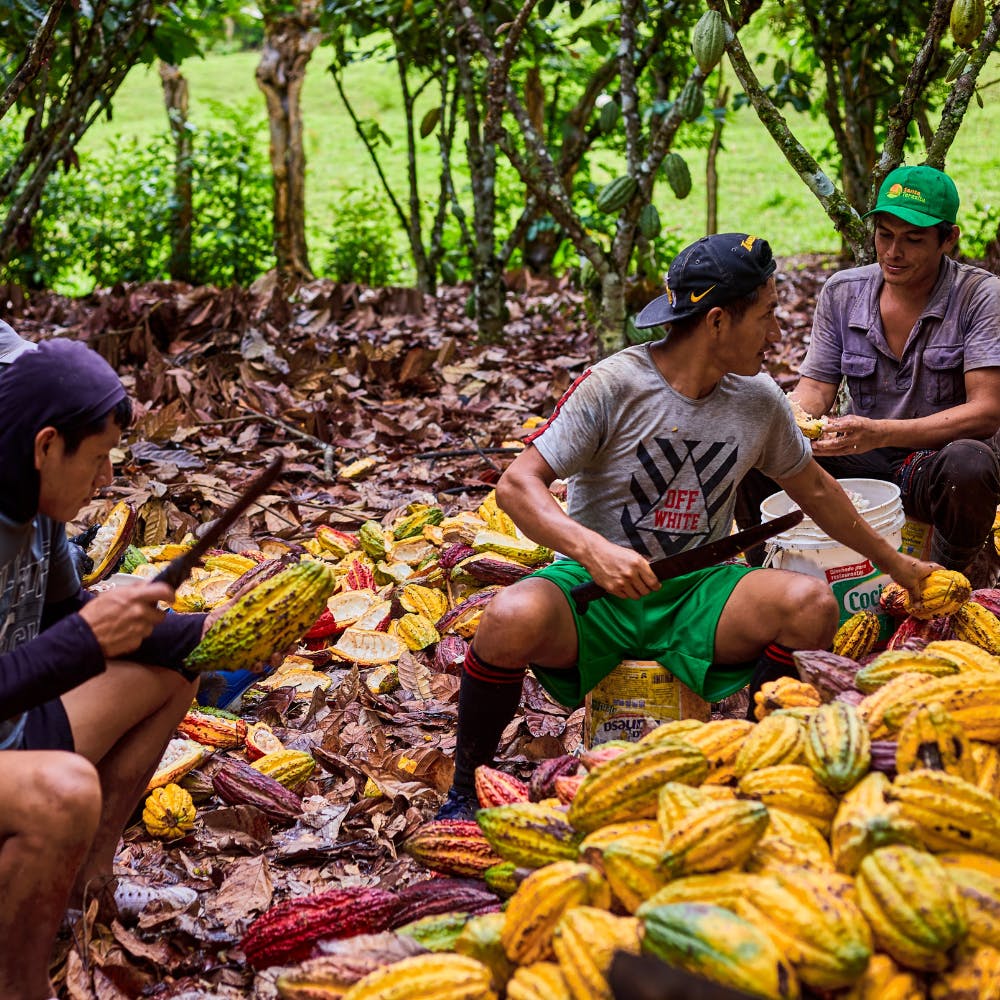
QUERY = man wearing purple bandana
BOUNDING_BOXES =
[0,339,205,1000]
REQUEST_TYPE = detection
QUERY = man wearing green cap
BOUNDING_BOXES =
[741,165,1000,575]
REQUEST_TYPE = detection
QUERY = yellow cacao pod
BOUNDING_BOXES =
[737,764,839,837]
[640,902,801,999]
[339,953,497,1000]
[905,569,971,619]
[882,670,1000,740]
[856,845,968,972]
[640,871,764,913]
[830,772,922,876]
[577,820,661,870]
[567,739,708,832]
[938,855,1000,950]
[601,834,669,913]
[856,672,940,739]
[250,749,317,791]
[659,799,770,877]
[505,962,572,1000]
[142,783,196,840]
[843,952,926,1000]
[887,768,1000,856]
[894,701,978,782]
[924,638,1000,673]
[855,650,960,693]
[973,740,1000,797]
[743,866,873,990]
[753,677,821,721]
[552,906,641,999]
[637,718,704,744]
[929,946,1000,1000]
[951,601,1000,655]
[833,609,882,657]
[733,714,806,777]
[656,781,712,835]
[678,718,753,784]
[746,806,834,874]
[501,861,611,965]
[803,701,871,795]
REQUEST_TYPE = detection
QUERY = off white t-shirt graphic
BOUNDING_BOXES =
[625,438,739,556]
[529,343,811,561]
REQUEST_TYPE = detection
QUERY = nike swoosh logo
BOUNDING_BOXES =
[690,285,716,303]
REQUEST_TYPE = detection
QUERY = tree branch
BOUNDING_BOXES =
[0,0,67,122]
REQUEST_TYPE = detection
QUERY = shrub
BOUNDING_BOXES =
[322,187,401,286]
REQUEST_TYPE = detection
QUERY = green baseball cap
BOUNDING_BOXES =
[864,165,959,227]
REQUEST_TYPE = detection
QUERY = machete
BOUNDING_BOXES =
[569,508,805,615]
[153,455,285,590]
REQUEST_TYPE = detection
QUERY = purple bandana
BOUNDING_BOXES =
[0,339,126,523]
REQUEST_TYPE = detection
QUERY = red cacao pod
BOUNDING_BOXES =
[402,819,502,877]
[529,755,582,802]
[388,878,501,929]
[475,766,530,808]
[240,886,398,969]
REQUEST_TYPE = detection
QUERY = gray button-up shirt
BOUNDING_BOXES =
[799,257,1000,420]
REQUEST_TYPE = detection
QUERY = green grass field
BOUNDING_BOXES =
[80,42,1000,277]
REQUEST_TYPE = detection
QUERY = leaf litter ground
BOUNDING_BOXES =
[6,258,833,998]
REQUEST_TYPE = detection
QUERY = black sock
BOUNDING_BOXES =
[744,642,799,721]
[452,645,526,795]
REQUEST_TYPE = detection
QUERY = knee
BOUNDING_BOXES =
[474,581,558,657]
[26,754,102,843]
[935,440,1000,495]
[780,574,839,646]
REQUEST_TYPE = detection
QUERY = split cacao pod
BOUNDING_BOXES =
[177,707,247,749]
[81,500,136,585]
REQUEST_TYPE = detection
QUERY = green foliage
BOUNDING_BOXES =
[961,200,1000,259]
[321,187,401,286]
[1,101,273,291]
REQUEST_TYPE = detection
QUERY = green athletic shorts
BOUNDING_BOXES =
[527,558,757,708]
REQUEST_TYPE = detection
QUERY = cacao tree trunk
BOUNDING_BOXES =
[594,270,627,359]
[159,62,193,283]
[256,2,321,281]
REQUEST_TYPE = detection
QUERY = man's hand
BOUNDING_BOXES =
[882,553,939,609]
[810,414,887,456]
[79,582,174,659]
[581,537,660,600]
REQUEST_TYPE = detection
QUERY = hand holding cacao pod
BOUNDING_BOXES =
[79,581,174,658]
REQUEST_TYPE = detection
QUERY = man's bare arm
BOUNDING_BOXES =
[495,445,660,599]
[813,367,1000,456]
[790,376,839,418]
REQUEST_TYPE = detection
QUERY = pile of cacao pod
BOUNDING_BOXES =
[135,489,555,836]
[245,576,1000,998]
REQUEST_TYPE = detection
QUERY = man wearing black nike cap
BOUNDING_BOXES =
[435,231,935,821]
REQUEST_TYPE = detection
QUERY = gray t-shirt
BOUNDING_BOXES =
[0,515,80,747]
[799,257,1000,419]
[528,342,811,558]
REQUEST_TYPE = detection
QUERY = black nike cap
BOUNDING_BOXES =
[634,232,777,329]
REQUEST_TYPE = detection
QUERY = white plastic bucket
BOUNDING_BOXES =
[760,478,905,625]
